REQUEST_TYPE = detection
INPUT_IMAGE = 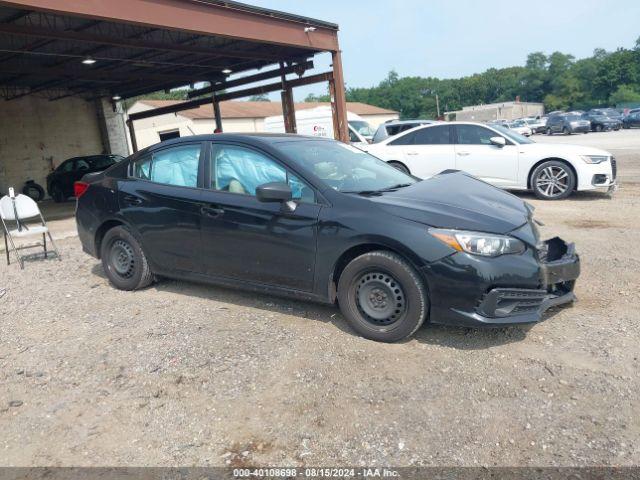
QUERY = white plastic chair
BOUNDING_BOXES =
[0,192,61,269]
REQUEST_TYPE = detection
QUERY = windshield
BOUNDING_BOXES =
[566,115,581,121]
[490,124,535,144]
[348,120,376,137]
[277,140,416,193]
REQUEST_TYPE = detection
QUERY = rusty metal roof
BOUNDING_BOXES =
[0,0,340,101]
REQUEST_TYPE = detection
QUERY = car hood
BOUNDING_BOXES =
[519,142,611,157]
[369,171,533,235]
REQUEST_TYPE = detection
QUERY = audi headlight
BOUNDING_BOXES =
[429,228,525,257]
[581,155,609,164]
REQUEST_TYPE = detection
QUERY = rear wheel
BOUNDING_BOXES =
[562,127,571,135]
[595,124,603,132]
[51,183,66,203]
[531,160,575,200]
[337,251,428,342]
[101,226,154,291]
[546,127,552,135]
[388,161,410,175]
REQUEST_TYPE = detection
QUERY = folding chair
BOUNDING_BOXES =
[0,191,61,269]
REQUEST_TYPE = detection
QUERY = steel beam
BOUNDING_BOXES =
[128,71,334,121]
[187,60,313,99]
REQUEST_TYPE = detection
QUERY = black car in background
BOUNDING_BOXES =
[545,113,590,135]
[584,110,621,131]
[47,154,124,202]
[623,111,640,129]
[74,134,580,343]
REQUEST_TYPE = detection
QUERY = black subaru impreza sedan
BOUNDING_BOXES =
[75,134,580,342]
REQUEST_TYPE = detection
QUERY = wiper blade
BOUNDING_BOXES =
[344,183,413,196]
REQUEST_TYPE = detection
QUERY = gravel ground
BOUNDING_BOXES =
[1,130,639,467]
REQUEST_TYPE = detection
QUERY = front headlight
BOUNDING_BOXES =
[429,228,525,257]
[581,155,609,164]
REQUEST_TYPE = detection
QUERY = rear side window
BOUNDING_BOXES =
[455,125,496,145]
[131,144,201,188]
[389,132,415,146]
[413,125,451,145]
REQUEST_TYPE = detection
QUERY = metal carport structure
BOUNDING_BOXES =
[0,0,349,188]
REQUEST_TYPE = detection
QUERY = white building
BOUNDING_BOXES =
[444,101,544,122]
[128,100,399,149]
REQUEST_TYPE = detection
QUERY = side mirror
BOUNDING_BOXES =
[490,136,506,147]
[256,182,292,203]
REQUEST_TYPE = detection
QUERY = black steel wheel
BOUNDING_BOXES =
[337,251,428,342]
[101,225,154,290]
[531,160,576,200]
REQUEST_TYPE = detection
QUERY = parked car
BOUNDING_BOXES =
[348,119,376,143]
[545,114,590,135]
[46,154,124,202]
[591,108,623,121]
[622,111,640,129]
[372,120,437,143]
[522,117,547,134]
[75,134,580,343]
[506,120,533,136]
[582,111,621,132]
[363,122,617,200]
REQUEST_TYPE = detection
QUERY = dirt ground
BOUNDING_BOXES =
[1,130,639,467]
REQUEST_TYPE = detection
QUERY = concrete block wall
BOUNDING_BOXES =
[0,94,129,197]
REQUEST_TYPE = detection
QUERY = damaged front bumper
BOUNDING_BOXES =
[423,236,580,327]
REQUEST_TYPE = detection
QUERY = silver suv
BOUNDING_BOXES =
[372,120,438,143]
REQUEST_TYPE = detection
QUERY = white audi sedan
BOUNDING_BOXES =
[362,121,617,200]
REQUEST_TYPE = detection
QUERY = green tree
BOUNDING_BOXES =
[609,84,640,105]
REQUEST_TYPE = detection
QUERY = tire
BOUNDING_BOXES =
[22,182,44,202]
[388,161,410,175]
[337,251,428,342]
[595,124,603,132]
[562,127,571,135]
[546,127,552,135]
[51,183,66,203]
[531,160,576,200]
[101,225,154,291]
[623,123,630,129]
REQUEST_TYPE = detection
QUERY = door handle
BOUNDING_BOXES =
[200,205,225,218]
[406,151,419,156]
[123,194,142,205]
[457,151,470,156]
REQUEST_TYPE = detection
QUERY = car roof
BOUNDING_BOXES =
[145,133,327,150]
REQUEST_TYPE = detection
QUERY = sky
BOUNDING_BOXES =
[239,0,640,101]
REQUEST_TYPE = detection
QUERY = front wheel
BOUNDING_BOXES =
[101,226,154,291]
[51,184,66,203]
[546,128,552,135]
[337,251,428,342]
[531,161,576,200]
[595,124,603,132]
[563,127,571,135]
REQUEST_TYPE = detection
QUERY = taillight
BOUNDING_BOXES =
[74,181,90,198]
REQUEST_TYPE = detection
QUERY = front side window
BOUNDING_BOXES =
[131,144,200,187]
[277,140,416,194]
[210,144,314,202]
[456,125,497,145]
[413,125,451,145]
